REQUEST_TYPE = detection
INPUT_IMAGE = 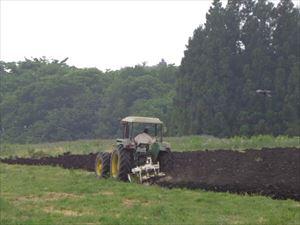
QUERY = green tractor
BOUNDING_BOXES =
[95,116,172,183]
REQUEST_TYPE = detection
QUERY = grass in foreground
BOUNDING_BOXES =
[0,135,299,158]
[1,163,299,225]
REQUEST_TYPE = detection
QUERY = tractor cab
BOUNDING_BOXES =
[121,116,163,140]
[118,116,166,148]
[117,116,170,164]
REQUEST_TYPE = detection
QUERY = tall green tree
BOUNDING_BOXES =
[175,0,299,137]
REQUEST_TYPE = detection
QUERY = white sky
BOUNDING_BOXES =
[1,0,298,71]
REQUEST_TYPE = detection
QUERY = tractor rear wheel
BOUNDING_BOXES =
[95,152,111,178]
[110,147,133,181]
[158,149,173,172]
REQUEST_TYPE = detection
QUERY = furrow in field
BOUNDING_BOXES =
[1,148,299,201]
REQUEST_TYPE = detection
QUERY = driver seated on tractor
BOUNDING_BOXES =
[134,127,156,145]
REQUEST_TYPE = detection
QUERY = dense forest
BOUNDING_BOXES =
[0,0,299,143]
[175,0,299,137]
[0,59,176,142]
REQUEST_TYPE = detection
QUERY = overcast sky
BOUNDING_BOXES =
[1,0,298,71]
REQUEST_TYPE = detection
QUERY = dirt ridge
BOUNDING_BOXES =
[1,147,299,201]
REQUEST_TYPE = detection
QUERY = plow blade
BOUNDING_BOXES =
[128,158,165,183]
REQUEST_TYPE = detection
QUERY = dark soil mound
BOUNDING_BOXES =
[157,147,300,201]
[1,152,97,171]
[1,147,299,201]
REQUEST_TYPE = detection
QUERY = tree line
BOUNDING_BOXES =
[0,58,176,142]
[0,0,299,143]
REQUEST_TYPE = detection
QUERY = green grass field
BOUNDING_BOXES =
[1,163,299,225]
[1,135,299,224]
[0,135,299,158]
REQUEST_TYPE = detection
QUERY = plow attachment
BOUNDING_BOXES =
[128,157,165,183]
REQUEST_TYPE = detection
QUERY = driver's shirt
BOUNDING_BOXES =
[134,132,155,145]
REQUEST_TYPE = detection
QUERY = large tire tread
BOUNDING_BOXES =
[118,148,133,181]
[158,149,173,172]
[110,147,133,181]
[95,152,111,178]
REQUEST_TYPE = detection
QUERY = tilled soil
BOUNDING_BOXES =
[1,148,299,201]
[157,148,300,201]
[1,152,97,172]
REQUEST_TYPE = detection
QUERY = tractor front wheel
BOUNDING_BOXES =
[95,152,111,178]
[110,147,132,181]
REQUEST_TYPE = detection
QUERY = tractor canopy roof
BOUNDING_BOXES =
[121,116,163,124]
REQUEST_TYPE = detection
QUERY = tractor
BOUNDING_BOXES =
[95,116,172,183]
